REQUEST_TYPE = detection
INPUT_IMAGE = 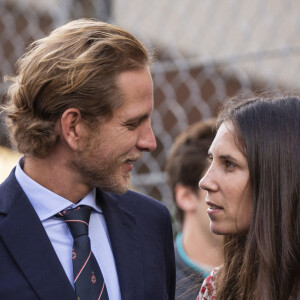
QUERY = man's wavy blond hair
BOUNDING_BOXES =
[3,18,151,157]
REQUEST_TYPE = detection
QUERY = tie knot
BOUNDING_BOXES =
[57,205,91,239]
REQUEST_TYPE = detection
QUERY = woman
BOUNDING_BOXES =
[197,96,300,300]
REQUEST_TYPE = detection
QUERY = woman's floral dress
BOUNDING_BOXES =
[196,267,219,300]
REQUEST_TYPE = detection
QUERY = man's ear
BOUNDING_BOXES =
[60,108,86,151]
[175,183,198,213]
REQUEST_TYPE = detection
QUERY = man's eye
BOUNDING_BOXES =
[126,122,139,129]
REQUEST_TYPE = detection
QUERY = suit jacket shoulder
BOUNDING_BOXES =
[105,189,171,223]
[0,169,77,300]
[98,189,176,300]
[0,171,175,300]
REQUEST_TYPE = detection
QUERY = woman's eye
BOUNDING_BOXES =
[225,160,235,169]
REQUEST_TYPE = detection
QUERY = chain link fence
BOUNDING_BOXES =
[1,0,300,217]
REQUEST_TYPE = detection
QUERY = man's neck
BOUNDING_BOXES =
[181,215,222,267]
[22,154,91,203]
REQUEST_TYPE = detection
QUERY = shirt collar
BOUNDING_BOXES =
[15,157,102,221]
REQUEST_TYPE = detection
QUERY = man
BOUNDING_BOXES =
[165,119,222,300]
[0,19,175,300]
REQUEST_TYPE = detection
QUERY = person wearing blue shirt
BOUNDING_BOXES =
[0,19,175,300]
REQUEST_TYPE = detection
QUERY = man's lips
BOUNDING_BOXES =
[124,154,142,164]
[123,154,142,169]
[126,158,138,163]
[125,159,138,165]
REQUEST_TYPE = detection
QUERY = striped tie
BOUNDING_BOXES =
[57,206,109,300]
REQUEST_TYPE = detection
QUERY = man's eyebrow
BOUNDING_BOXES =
[126,114,149,123]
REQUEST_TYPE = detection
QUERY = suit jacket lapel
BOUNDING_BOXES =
[0,172,76,300]
[97,190,144,300]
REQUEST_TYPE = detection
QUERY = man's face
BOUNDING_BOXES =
[71,66,157,194]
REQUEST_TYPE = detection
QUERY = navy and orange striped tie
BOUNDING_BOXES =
[57,206,109,300]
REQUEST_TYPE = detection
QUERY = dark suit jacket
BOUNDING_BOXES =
[0,169,175,300]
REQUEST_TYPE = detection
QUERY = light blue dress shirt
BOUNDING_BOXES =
[15,159,121,300]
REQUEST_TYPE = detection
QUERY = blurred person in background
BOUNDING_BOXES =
[0,19,175,300]
[165,119,222,300]
[0,146,21,183]
[198,96,300,300]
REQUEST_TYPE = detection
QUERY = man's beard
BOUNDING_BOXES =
[69,129,135,194]
[69,146,131,194]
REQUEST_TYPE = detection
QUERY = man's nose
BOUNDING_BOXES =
[137,122,157,152]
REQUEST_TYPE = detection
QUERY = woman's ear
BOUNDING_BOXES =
[175,183,199,213]
[60,108,86,151]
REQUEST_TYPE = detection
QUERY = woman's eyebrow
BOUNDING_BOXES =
[209,152,241,164]
[219,154,237,161]
[219,154,245,166]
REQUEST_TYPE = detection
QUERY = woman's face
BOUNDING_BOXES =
[199,121,252,235]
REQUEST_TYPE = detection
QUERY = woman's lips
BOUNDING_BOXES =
[206,201,223,215]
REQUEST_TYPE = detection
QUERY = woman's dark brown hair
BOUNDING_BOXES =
[215,96,300,300]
